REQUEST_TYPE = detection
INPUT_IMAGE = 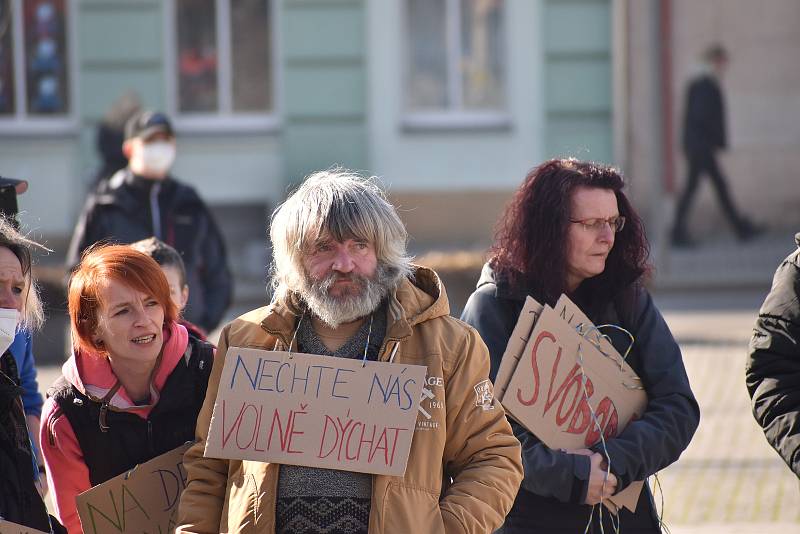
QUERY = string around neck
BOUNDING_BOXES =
[362,313,374,368]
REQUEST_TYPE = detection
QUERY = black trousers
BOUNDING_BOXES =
[673,149,745,236]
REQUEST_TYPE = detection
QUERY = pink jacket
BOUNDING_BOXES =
[40,322,190,534]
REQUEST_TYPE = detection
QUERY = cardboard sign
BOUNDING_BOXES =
[554,296,645,404]
[204,348,427,476]
[0,520,48,534]
[494,296,543,401]
[500,304,648,512]
[75,443,191,534]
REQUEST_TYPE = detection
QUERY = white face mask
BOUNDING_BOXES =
[0,308,19,355]
[135,141,176,177]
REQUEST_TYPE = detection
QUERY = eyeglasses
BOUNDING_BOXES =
[569,216,626,233]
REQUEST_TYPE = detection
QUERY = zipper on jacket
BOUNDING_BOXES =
[378,339,403,362]
[47,406,64,446]
[262,325,292,351]
[147,419,154,455]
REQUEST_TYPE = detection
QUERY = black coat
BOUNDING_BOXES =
[47,335,213,486]
[682,74,727,155]
[746,233,800,475]
[0,351,52,531]
[461,264,699,533]
[67,169,232,331]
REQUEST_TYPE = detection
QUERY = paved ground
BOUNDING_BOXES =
[652,290,800,533]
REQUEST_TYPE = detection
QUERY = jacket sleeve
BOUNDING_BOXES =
[746,255,800,475]
[11,330,43,418]
[196,206,232,332]
[66,194,103,270]
[461,286,592,503]
[439,324,523,534]
[176,325,232,533]
[593,289,700,489]
[40,397,92,534]
[460,284,518,382]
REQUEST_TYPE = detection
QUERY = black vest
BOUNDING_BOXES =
[0,351,52,531]
[47,336,213,486]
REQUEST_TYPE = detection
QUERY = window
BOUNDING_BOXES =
[170,0,277,129]
[404,0,506,127]
[0,0,73,127]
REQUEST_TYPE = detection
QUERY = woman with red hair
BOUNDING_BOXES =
[462,159,699,533]
[41,245,214,533]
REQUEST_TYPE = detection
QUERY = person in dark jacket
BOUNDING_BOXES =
[92,91,141,185]
[671,43,761,247]
[0,176,48,483]
[0,217,63,532]
[462,159,700,533]
[66,110,232,332]
[42,245,214,533]
[746,233,800,476]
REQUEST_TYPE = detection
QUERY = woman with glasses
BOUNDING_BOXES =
[461,158,699,533]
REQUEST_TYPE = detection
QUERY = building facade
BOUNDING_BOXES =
[0,0,615,262]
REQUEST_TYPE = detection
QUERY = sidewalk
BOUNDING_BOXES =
[654,297,800,533]
[654,229,796,291]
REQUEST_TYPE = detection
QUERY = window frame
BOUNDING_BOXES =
[0,0,79,136]
[164,0,282,134]
[401,0,510,131]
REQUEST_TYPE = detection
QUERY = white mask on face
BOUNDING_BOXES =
[0,308,19,355]
[137,141,176,177]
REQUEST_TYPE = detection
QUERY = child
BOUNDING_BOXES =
[130,237,209,341]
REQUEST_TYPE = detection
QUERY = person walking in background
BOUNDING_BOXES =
[177,169,523,534]
[746,232,800,477]
[462,159,699,532]
[42,245,215,533]
[67,110,232,332]
[671,43,762,247]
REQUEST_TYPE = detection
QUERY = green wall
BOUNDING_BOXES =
[77,0,166,183]
[282,0,367,185]
[543,0,612,164]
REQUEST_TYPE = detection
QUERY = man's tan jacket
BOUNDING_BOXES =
[177,267,523,533]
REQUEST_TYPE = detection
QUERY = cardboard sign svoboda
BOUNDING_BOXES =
[204,347,427,476]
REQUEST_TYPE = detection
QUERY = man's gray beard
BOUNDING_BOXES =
[299,264,396,328]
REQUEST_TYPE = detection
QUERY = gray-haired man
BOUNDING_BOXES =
[178,169,522,534]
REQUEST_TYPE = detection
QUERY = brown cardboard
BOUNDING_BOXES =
[554,295,645,409]
[75,442,192,534]
[555,294,617,357]
[501,305,647,512]
[204,347,427,476]
[494,296,544,401]
[0,521,49,534]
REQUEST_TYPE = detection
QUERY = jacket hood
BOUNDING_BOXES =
[476,261,528,301]
[477,262,497,289]
[261,265,450,347]
[392,265,450,327]
[61,321,189,413]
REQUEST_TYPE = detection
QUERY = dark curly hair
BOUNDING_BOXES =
[489,158,651,310]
